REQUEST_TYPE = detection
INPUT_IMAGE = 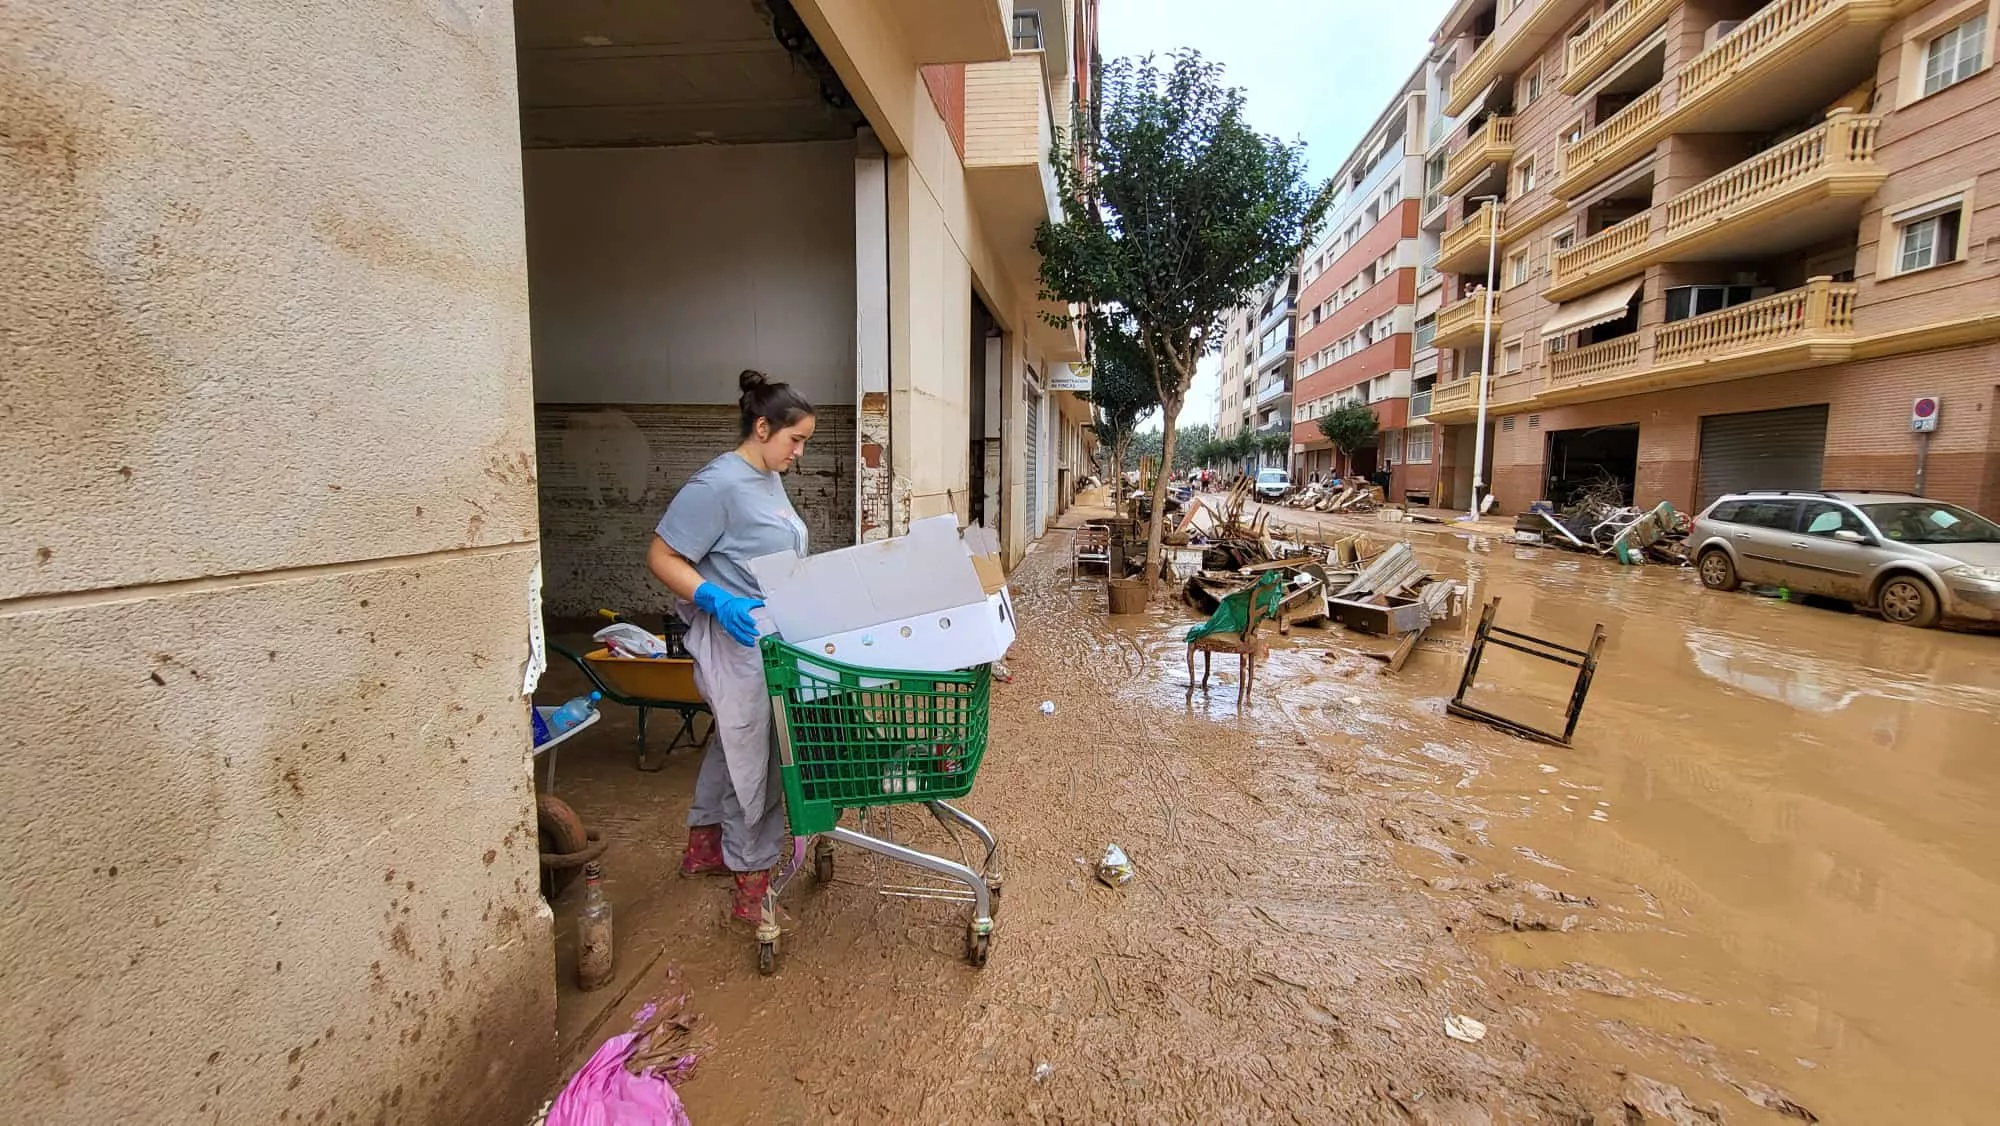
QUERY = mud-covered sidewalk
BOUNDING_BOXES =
[542,506,1609,1123]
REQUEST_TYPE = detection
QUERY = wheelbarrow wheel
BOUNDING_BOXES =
[537,793,589,898]
[757,939,777,975]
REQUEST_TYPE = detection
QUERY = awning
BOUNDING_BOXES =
[1543,278,1644,337]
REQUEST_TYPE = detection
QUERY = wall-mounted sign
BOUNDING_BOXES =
[1047,363,1092,393]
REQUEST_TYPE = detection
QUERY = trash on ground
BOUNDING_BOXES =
[1032,1062,1055,1084]
[1040,700,1056,716]
[1443,1014,1487,1043]
[1518,473,1692,566]
[1096,844,1134,887]
[544,979,701,1126]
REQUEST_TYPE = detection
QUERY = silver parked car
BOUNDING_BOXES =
[1688,490,2000,628]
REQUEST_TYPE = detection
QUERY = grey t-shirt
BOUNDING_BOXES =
[655,452,808,599]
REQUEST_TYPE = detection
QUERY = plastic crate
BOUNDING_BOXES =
[760,636,991,836]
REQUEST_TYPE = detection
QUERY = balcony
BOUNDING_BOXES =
[1433,289,1502,349]
[1418,251,1442,290]
[1562,0,1675,95]
[1539,277,1857,402]
[883,0,1011,63]
[1436,202,1500,275]
[1442,0,1600,115]
[1442,116,1515,194]
[1256,380,1291,406]
[1547,112,1883,299]
[1557,0,1897,199]
[1426,372,1488,422]
[1410,387,1434,419]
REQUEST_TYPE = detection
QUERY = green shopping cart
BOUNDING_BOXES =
[755,635,1002,974]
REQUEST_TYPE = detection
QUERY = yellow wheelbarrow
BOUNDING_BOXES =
[549,640,711,772]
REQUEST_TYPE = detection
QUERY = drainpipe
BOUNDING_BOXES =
[1467,195,1501,521]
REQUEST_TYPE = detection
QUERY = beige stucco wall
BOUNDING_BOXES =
[1,2,553,1122]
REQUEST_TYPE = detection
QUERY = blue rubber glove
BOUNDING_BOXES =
[694,582,765,647]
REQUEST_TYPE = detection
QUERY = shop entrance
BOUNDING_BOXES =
[510,0,872,1058]
[1545,424,1640,508]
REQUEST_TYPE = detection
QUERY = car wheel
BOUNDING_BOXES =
[1876,575,1941,628]
[1696,549,1739,592]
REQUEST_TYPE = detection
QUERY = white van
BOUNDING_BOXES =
[1255,468,1291,500]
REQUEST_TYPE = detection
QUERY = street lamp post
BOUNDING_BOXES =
[1466,194,1501,522]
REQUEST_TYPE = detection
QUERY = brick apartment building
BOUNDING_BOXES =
[1293,70,1429,493]
[1216,271,1301,470]
[1412,0,2000,515]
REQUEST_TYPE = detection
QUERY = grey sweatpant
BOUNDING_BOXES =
[688,735,788,871]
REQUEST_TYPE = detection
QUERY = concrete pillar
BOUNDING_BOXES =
[0,3,552,1121]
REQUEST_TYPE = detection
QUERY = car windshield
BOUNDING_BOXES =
[1860,501,2000,545]
[1258,470,1287,483]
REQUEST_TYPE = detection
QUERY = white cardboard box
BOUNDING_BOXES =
[749,515,1015,672]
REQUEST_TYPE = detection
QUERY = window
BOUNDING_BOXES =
[1011,9,1043,50]
[1732,499,1803,531]
[1502,339,1523,372]
[1507,249,1530,287]
[1515,154,1537,195]
[1520,65,1542,107]
[1923,13,1986,95]
[1893,196,1965,274]
[1798,501,1869,539]
[1561,118,1584,149]
[1405,426,1434,463]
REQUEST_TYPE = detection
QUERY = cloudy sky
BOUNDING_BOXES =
[1099,0,1451,429]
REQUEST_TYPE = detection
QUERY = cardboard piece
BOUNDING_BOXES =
[749,515,1015,672]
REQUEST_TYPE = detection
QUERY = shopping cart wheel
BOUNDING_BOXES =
[813,839,834,884]
[966,926,991,967]
[757,939,776,975]
[986,881,1003,918]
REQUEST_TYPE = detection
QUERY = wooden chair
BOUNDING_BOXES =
[1186,575,1279,705]
[1071,522,1111,580]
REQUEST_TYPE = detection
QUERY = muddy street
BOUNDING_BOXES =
[540,504,2000,1123]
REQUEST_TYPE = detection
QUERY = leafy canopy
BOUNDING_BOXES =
[1317,402,1381,455]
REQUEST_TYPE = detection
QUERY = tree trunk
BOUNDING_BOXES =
[1144,399,1181,594]
[1109,434,1131,516]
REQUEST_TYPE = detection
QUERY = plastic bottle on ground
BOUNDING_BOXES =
[575,861,614,991]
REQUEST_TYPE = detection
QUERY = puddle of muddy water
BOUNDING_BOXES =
[1224,505,2000,1123]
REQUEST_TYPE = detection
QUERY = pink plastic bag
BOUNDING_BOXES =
[546,1032,692,1126]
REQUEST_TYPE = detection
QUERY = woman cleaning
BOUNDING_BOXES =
[646,370,815,924]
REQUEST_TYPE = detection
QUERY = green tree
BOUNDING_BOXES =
[1036,51,1330,588]
[1317,402,1380,468]
[1259,429,1291,467]
[1084,312,1160,513]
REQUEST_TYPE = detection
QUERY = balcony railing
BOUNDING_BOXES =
[1550,112,1881,295]
[1437,202,1500,274]
[1410,388,1434,418]
[1654,277,1856,362]
[1547,335,1643,385]
[1424,187,1447,215]
[1443,116,1516,194]
[1434,289,1501,348]
[1446,36,1503,116]
[1418,251,1441,288]
[1563,0,1675,94]
[1679,0,1838,107]
[1429,373,1486,416]
[1558,86,1662,193]
[1256,380,1290,406]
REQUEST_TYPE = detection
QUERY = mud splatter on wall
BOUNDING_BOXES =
[535,404,856,618]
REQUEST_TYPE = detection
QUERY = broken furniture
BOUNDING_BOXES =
[1186,572,1283,705]
[1446,597,1606,746]
[551,641,713,772]
[1071,522,1111,580]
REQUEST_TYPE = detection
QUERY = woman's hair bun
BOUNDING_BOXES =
[739,369,770,393]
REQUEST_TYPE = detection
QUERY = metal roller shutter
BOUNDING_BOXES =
[1025,388,1042,534]
[1697,404,1829,509]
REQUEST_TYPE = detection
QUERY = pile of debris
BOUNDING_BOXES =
[1180,531,1465,673]
[1514,477,1690,566]
[1283,480,1385,513]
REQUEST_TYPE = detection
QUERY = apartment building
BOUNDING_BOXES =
[1218,305,1254,440]
[1418,0,2000,515]
[1250,270,1302,466]
[1294,71,1430,493]
[2,2,1094,1122]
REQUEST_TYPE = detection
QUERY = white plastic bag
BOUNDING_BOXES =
[593,623,669,658]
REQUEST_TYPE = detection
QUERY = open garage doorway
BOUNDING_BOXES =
[1545,424,1639,508]
[509,0,872,1059]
